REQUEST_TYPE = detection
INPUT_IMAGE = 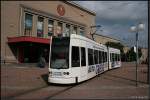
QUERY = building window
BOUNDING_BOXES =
[65,24,70,37]
[79,27,85,36]
[48,20,54,36]
[73,26,77,34]
[24,13,33,36]
[72,46,80,67]
[37,17,44,37]
[57,22,62,37]
[81,47,86,66]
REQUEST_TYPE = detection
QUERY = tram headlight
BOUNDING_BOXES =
[63,72,69,75]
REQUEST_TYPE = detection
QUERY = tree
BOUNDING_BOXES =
[126,47,142,61]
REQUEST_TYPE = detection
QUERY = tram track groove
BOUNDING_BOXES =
[45,84,77,100]
[5,85,49,100]
[5,83,78,100]
[6,75,101,100]
[45,78,97,100]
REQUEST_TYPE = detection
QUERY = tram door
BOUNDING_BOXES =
[71,46,81,82]
[80,47,87,80]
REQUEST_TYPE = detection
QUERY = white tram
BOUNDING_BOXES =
[108,47,121,70]
[48,34,121,84]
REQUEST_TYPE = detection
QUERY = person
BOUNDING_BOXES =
[38,56,46,68]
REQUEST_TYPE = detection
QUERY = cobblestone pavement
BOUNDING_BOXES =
[1,62,149,100]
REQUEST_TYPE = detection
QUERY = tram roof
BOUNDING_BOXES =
[108,47,120,53]
[70,34,107,48]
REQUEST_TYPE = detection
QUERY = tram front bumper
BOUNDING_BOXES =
[48,77,76,84]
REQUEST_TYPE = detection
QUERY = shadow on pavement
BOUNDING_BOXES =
[105,74,148,84]
[41,74,50,85]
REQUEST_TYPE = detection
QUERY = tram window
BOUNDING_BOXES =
[103,52,105,62]
[101,51,103,63]
[105,52,107,62]
[119,54,121,61]
[50,37,70,69]
[81,47,86,66]
[72,46,80,67]
[102,51,104,62]
[117,54,118,61]
[115,54,117,61]
[111,53,113,62]
[114,54,116,61]
[103,51,105,63]
[116,54,118,61]
[109,53,111,61]
[112,53,115,61]
[94,50,98,64]
[104,52,106,62]
[117,54,119,61]
[88,49,94,65]
[99,51,102,63]
[112,53,114,61]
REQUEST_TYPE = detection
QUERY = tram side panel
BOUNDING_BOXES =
[70,38,88,83]
[86,41,108,80]
[86,42,97,80]
[108,47,121,70]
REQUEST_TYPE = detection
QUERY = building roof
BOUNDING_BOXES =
[64,1,96,16]
[94,33,121,42]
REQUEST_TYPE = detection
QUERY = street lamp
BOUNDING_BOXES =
[130,22,144,87]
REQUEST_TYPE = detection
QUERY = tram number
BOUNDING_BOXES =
[88,66,95,73]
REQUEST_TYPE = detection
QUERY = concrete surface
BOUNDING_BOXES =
[1,62,149,100]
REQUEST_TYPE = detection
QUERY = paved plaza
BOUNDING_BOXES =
[1,62,149,100]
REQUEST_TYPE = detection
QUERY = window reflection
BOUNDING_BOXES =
[48,20,54,36]
[37,17,44,37]
[24,13,33,36]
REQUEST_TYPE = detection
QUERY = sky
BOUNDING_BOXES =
[73,1,148,48]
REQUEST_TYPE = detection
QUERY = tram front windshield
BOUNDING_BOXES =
[50,37,70,69]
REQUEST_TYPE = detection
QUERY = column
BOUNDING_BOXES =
[53,20,58,36]
[20,8,25,36]
[70,25,73,35]
[62,23,66,37]
[77,27,80,35]
[32,15,38,37]
[44,18,48,38]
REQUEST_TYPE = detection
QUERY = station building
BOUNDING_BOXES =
[2,1,147,65]
[93,34,121,44]
[1,1,96,63]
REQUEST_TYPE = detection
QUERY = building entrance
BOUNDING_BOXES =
[18,43,49,63]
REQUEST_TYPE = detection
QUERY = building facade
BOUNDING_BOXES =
[1,1,96,63]
[140,48,148,63]
[93,34,120,45]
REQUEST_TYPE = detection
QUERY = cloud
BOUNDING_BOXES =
[73,1,148,48]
